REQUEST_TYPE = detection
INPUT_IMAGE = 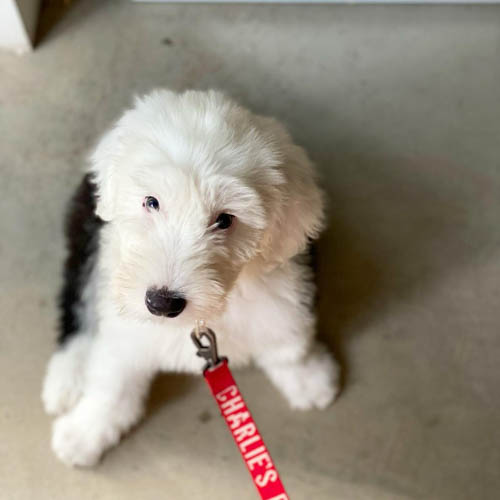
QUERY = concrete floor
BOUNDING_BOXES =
[1,1,500,499]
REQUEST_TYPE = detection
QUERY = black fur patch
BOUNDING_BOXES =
[58,174,104,345]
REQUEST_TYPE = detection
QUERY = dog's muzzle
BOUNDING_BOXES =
[145,287,187,318]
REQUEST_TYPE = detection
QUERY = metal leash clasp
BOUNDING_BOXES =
[191,321,225,372]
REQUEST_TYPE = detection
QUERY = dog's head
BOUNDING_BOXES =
[89,90,324,324]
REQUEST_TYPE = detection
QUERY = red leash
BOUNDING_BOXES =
[192,326,290,500]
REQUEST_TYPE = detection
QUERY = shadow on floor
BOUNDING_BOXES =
[145,372,196,418]
[312,152,483,391]
[35,0,105,47]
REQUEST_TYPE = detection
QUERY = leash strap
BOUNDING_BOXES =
[192,325,289,500]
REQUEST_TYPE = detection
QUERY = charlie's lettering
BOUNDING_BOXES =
[238,435,260,453]
[255,469,278,487]
[234,422,256,442]
[226,410,250,430]
[243,445,265,459]
[247,451,272,471]
[212,374,284,497]
[220,395,244,415]
[215,385,238,402]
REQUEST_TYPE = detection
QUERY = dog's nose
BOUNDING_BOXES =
[145,287,187,318]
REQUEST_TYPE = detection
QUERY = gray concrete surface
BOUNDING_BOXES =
[1,1,500,499]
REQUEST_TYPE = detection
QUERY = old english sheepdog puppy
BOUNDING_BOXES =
[42,89,339,467]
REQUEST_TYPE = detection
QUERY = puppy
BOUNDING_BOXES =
[42,90,339,467]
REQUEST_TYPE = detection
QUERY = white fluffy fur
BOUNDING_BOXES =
[42,90,339,467]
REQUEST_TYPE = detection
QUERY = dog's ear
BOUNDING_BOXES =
[87,125,123,221]
[259,133,325,267]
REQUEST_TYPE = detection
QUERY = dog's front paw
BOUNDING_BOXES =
[266,345,340,411]
[42,356,83,416]
[52,409,119,467]
[288,353,339,410]
[42,340,89,416]
[287,373,339,411]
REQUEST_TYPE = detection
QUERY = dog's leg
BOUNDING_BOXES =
[256,341,340,411]
[42,333,93,416]
[51,334,155,467]
[248,264,341,410]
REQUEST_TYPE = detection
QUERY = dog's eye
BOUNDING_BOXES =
[215,213,234,230]
[144,196,159,212]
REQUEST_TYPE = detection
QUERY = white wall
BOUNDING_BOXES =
[135,1,500,3]
[0,0,40,53]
